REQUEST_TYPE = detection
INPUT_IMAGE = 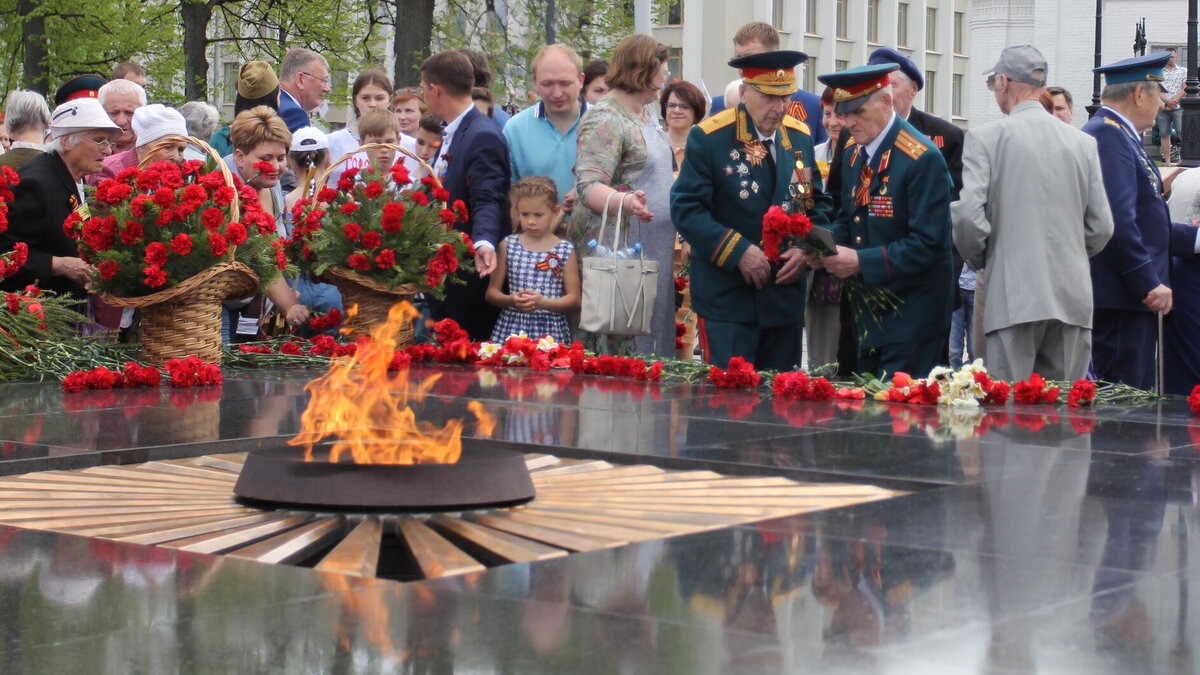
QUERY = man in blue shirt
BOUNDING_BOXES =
[708,22,825,146]
[503,44,588,205]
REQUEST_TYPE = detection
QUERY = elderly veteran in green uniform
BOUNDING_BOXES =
[671,50,833,371]
[809,64,954,377]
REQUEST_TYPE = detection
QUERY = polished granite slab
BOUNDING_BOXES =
[0,363,1196,673]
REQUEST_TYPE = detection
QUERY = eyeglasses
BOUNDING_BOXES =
[83,137,115,150]
[666,102,692,111]
[301,71,332,87]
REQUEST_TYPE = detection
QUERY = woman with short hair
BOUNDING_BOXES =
[179,101,219,141]
[0,90,51,170]
[573,33,676,356]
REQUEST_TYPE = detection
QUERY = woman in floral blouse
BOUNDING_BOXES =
[572,33,676,357]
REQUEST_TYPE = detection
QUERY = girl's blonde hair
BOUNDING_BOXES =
[510,176,562,232]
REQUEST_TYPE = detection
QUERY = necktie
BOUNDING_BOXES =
[762,139,776,176]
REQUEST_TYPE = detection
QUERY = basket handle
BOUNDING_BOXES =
[137,135,243,259]
[314,142,439,192]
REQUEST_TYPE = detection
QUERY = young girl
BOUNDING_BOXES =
[486,177,580,343]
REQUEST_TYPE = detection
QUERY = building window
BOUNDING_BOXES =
[222,62,238,105]
[836,59,849,73]
[952,73,963,116]
[804,58,818,94]
[897,3,909,47]
[668,47,682,80]
[772,0,784,28]
[867,0,879,43]
[666,0,682,26]
[954,11,964,54]
[926,8,937,50]
[925,70,936,108]
[806,0,818,34]
[836,0,848,38]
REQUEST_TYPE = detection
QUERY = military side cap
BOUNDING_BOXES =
[817,63,899,114]
[728,50,808,96]
[238,61,279,99]
[868,48,923,90]
[1094,52,1171,89]
[54,75,107,106]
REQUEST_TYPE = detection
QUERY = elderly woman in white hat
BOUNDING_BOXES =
[0,98,119,299]
[96,103,189,181]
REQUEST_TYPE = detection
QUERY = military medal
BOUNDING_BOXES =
[729,149,741,161]
[742,140,768,167]
[724,165,734,176]
[751,181,759,194]
[736,163,750,176]
[739,189,750,200]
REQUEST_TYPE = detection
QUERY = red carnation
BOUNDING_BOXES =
[381,202,405,232]
[119,220,144,245]
[1189,384,1200,416]
[151,187,175,208]
[225,222,248,246]
[362,231,382,248]
[213,186,236,206]
[364,181,384,199]
[1067,379,1097,407]
[144,242,168,266]
[348,253,371,271]
[453,200,468,222]
[375,249,396,268]
[97,259,119,281]
[170,233,193,256]
[201,207,225,231]
[275,248,288,270]
[340,202,359,215]
[343,222,362,242]
[208,232,229,256]
[432,186,450,203]
[143,265,167,288]
[317,187,338,202]
[439,209,455,227]
[390,164,411,186]
[412,191,429,206]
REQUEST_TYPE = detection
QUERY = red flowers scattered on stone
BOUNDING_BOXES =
[1013,372,1060,404]
[710,356,761,388]
[1067,379,1097,407]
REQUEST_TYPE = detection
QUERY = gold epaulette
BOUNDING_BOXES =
[782,115,811,137]
[698,108,736,135]
[894,129,929,160]
[1103,118,1124,129]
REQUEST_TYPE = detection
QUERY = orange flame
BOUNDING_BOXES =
[289,302,494,464]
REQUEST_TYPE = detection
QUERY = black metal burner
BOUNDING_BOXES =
[233,442,535,511]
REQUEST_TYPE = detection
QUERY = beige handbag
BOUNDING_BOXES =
[579,191,658,336]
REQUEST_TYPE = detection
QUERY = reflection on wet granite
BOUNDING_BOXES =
[0,362,1197,672]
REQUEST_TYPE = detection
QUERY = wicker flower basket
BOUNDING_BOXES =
[103,262,259,364]
[322,266,418,345]
[310,142,440,346]
[100,137,258,364]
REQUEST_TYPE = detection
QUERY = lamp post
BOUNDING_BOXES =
[1087,0,1104,118]
[1182,0,1200,167]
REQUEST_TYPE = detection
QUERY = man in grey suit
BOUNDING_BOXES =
[952,46,1114,381]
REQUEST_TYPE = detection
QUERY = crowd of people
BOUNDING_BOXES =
[0,23,1195,395]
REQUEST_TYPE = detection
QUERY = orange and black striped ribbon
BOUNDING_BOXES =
[854,164,874,207]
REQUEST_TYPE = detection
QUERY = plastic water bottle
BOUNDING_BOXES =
[614,242,642,259]
[587,239,611,257]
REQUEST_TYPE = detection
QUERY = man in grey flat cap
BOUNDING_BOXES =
[952,45,1114,381]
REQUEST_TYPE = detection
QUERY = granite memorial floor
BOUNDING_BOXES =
[0,363,1196,674]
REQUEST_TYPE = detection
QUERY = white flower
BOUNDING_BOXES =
[537,336,559,352]
[477,342,500,359]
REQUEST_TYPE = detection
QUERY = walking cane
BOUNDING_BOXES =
[1157,310,1165,396]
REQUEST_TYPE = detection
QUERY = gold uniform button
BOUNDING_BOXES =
[853,216,861,223]
[854,236,863,244]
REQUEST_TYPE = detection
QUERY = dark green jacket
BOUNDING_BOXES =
[831,115,954,349]
[671,104,833,328]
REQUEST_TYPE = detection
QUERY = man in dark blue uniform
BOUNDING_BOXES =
[671,51,833,371]
[1083,53,1200,390]
[811,64,954,377]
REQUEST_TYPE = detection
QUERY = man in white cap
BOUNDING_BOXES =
[0,98,119,299]
[96,103,189,181]
[953,45,1114,381]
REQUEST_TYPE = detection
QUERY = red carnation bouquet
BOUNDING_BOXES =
[0,166,28,279]
[63,160,288,296]
[289,162,474,296]
[761,205,813,262]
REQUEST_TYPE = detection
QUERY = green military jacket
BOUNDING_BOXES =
[831,115,954,349]
[670,104,833,328]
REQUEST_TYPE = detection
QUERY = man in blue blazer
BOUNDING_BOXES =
[420,50,512,341]
[1084,53,1200,390]
[277,49,331,133]
[707,22,826,146]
